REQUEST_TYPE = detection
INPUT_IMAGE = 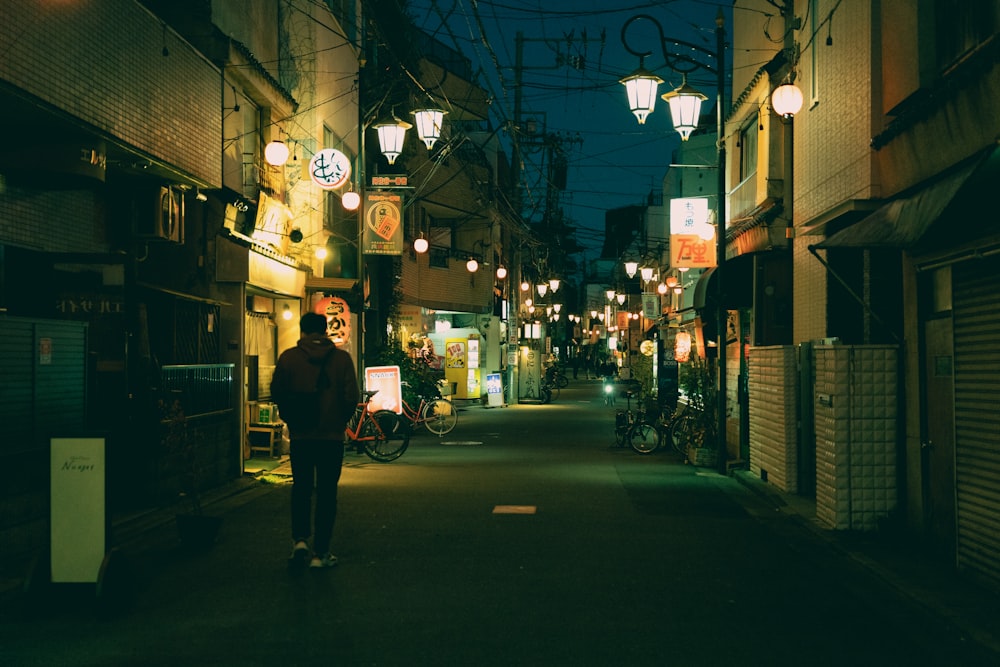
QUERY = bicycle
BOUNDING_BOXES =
[344,390,410,462]
[610,388,660,453]
[540,375,559,403]
[658,403,713,458]
[399,385,458,435]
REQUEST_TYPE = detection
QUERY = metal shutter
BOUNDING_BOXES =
[952,256,1000,589]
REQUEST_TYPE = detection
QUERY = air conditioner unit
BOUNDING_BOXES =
[134,185,184,243]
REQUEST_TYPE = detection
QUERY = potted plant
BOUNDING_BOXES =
[159,396,222,550]
[677,352,718,466]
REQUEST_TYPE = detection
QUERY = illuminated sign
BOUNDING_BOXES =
[363,191,403,255]
[309,148,352,190]
[670,198,717,269]
[364,365,403,414]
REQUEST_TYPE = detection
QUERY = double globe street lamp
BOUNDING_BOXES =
[619,11,729,472]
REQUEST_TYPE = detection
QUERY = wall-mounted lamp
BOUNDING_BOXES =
[771,82,804,118]
[342,189,361,211]
[281,304,294,321]
[194,188,208,202]
[264,140,290,166]
[466,258,479,273]
[315,246,328,260]
[496,266,508,280]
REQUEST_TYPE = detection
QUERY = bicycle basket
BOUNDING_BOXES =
[615,410,628,428]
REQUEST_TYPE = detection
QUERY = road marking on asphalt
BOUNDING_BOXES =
[440,440,483,446]
[492,505,537,514]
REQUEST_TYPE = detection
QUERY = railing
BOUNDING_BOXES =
[728,170,758,221]
[160,364,235,417]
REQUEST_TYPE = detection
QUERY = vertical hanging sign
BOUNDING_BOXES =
[363,190,404,255]
[670,197,716,269]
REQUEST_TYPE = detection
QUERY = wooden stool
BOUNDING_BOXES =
[248,422,283,457]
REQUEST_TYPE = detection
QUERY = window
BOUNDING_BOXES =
[809,0,821,106]
[935,0,998,69]
[738,115,758,183]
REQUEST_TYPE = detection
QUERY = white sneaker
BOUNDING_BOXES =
[309,552,338,568]
[288,540,310,566]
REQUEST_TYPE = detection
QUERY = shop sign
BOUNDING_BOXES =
[314,296,352,346]
[642,293,659,319]
[364,365,402,414]
[309,148,351,190]
[252,192,293,252]
[670,197,716,269]
[363,190,403,255]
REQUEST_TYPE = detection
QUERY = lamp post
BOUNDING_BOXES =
[620,11,728,473]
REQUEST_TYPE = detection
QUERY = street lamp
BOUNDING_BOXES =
[621,10,728,472]
[372,114,412,165]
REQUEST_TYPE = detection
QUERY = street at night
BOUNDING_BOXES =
[2,382,997,666]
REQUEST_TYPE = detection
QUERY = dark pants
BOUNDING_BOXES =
[290,438,344,554]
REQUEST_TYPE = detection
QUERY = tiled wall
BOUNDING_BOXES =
[814,345,899,530]
[748,345,799,492]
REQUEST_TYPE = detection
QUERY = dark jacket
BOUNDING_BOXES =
[271,334,360,440]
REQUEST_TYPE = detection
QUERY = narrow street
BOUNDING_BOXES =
[2,381,997,666]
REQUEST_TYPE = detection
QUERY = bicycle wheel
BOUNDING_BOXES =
[361,410,409,462]
[614,411,628,446]
[628,420,661,454]
[556,375,569,389]
[546,384,560,402]
[669,413,694,455]
[422,398,457,435]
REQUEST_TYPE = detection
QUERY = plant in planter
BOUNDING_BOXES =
[629,351,660,418]
[677,352,718,465]
[159,396,222,550]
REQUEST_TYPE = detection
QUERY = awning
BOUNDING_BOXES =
[816,148,996,250]
[692,254,755,311]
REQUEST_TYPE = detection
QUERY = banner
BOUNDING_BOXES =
[642,292,659,319]
[363,190,403,255]
[364,365,403,414]
[670,197,716,269]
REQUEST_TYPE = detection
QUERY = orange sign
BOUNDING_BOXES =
[314,296,352,346]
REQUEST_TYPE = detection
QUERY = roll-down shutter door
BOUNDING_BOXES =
[952,255,1000,589]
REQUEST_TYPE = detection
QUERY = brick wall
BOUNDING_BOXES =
[0,1,221,185]
[748,345,799,492]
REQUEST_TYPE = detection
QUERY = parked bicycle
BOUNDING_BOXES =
[399,382,458,435]
[544,364,569,389]
[611,388,660,453]
[654,403,713,458]
[345,390,410,462]
[540,374,560,403]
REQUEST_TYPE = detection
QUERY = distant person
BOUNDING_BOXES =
[271,312,359,569]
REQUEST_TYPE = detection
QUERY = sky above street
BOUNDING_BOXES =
[406,0,734,259]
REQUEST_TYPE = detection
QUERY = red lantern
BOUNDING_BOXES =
[674,331,692,363]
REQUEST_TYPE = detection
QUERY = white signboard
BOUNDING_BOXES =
[51,438,105,583]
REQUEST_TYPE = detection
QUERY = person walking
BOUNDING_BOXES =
[271,312,360,569]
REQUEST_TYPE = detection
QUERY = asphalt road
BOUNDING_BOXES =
[2,380,998,666]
